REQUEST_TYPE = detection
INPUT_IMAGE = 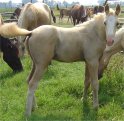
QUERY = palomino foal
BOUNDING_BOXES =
[0,4,121,117]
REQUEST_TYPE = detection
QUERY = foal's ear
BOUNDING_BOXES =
[115,4,121,15]
[105,4,109,14]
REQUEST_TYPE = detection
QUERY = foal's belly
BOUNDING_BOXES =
[53,48,84,62]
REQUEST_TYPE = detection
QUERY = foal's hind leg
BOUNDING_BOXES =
[25,63,48,117]
[87,59,99,109]
[26,62,38,111]
[26,62,35,83]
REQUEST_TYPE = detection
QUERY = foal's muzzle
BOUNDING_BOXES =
[107,37,114,46]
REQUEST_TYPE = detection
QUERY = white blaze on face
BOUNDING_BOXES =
[105,15,117,46]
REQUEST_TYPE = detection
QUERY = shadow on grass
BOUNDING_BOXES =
[81,101,98,121]
[99,75,124,109]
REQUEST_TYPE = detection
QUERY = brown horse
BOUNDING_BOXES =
[98,26,124,79]
[93,5,104,14]
[71,4,86,25]
[10,7,22,20]
[59,8,71,22]
[0,4,121,117]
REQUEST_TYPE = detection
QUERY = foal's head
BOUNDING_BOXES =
[104,4,121,46]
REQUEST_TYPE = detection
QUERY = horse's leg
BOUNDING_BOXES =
[59,15,61,22]
[76,18,80,24]
[67,15,71,23]
[83,64,91,100]
[26,62,35,83]
[26,62,37,111]
[87,59,99,109]
[72,18,75,26]
[25,63,47,117]
[67,16,69,23]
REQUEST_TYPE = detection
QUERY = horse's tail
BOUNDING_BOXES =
[0,22,31,37]
[51,9,56,23]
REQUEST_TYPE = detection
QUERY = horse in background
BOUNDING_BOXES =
[10,7,22,19]
[59,8,71,22]
[93,5,104,14]
[0,4,121,117]
[98,26,124,79]
[17,2,54,57]
[11,6,56,23]
[71,4,87,25]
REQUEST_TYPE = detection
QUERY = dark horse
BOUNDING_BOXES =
[10,7,22,19]
[0,36,23,72]
[71,4,86,25]
[93,5,104,14]
[59,8,71,22]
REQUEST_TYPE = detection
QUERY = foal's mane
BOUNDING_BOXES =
[108,8,115,15]
[76,8,116,28]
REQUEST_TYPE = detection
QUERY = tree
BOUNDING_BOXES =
[103,0,108,6]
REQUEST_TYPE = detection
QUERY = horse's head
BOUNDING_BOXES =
[14,7,22,18]
[9,36,25,58]
[104,4,120,46]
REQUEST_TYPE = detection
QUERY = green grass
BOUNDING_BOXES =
[0,7,124,121]
[0,52,124,121]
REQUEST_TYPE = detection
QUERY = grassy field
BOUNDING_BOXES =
[0,7,124,121]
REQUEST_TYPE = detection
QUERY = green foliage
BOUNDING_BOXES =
[0,8,14,13]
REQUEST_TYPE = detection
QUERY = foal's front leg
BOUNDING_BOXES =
[87,60,99,109]
[83,64,91,100]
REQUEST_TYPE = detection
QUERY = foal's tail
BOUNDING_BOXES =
[0,22,31,37]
